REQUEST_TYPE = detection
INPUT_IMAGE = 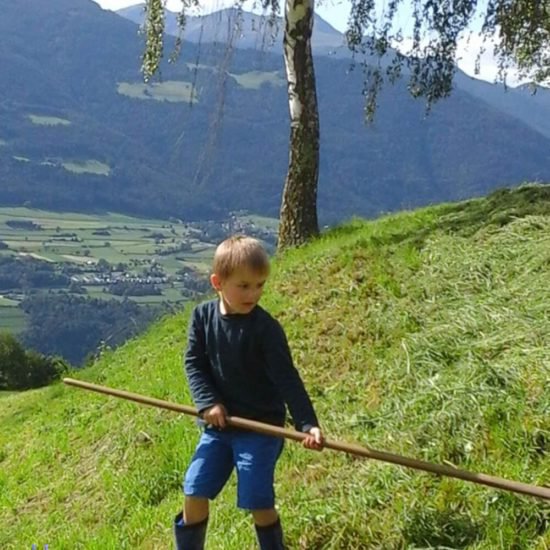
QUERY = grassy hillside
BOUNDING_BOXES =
[1,185,549,549]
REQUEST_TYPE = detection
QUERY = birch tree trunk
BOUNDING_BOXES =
[278,0,320,251]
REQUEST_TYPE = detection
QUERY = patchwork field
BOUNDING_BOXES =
[61,160,111,175]
[0,209,209,333]
[229,70,286,89]
[9,154,112,177]
[117,81,199,103]
[0,300,26,333]
[28,114,71,126]
[0,207,277,334]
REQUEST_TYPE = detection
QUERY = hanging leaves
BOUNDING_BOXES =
[347,0,550,119]
[141,0,165,82]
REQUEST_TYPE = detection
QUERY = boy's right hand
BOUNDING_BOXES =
[202,403,228,429]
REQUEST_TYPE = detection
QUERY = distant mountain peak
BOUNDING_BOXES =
[116,2,340,30]
[115,3,344,54]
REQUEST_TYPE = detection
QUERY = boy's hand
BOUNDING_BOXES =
[303,427,324,451]
[202,404,228,429]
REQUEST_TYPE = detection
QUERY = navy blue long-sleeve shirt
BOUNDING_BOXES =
[184,299,319,432]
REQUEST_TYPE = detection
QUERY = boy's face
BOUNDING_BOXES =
[211,267,268,315]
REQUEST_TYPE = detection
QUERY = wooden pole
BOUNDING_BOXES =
[63,377,550,501]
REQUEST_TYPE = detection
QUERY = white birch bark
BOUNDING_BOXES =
[278,0,320,250]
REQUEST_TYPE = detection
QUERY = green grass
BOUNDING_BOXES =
[185,62,216,71]
[0,184,549,548]
[28,114,71,126]
[0,391,19,399]
[229,70,286,90]
[0,306,26,333]
[184,63,285,90]
[117,81,198,103]
[0,208,164,226]
[61,160,111,176]
[0,296,20,307]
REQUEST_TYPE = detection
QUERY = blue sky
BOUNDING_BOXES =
[93,0,516,84]
[95,0,352,31]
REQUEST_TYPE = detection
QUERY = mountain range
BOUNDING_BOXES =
[1,0,549,223]
[116,4,348,56]
[117,3,550,139]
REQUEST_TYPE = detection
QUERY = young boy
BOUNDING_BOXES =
[173,235,323,550]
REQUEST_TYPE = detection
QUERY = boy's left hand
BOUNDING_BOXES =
[303,427,324,451]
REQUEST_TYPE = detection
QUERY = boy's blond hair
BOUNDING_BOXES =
[212,235,270,279]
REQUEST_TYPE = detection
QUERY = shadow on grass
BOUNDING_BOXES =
[403,507,483,548]
[368,184,550,250]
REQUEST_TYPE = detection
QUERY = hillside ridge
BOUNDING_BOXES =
[0,185,549,548]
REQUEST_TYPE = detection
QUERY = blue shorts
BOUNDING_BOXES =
[183,427,284,510]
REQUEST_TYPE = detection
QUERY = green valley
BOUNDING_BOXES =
[0,207,276,363]
[0,207,276,307]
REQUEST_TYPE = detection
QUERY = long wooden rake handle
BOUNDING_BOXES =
[63,377,550,501]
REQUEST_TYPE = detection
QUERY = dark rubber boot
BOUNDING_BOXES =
[173,511,208,550]
[255,518,286,550]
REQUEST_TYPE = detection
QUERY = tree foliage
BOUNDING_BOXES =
[485,0,550,83]
[143,0,550,118]
[19,294,167,365]
[346,0,550,119]
[0,257,70,291]
[0,333,68,390]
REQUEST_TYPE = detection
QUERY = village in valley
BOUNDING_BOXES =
[0,207,277,335]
